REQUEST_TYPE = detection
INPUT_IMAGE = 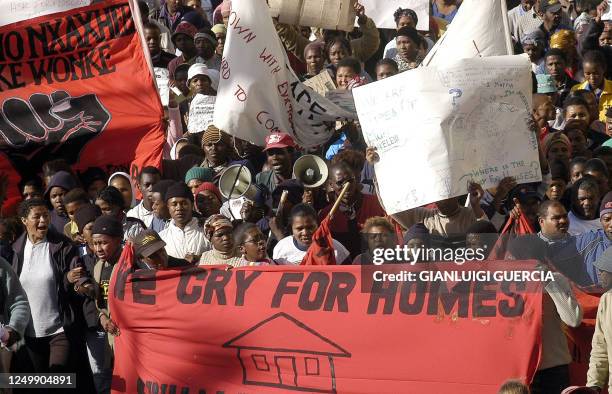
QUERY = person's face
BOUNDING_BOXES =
[87,180,106,202]
[167,0,181,13]
[95,199,122,217]
[186,0,201,11]
[583,62,605,89]
[240,227,267,261]
[538,204,569,238]
[599,31,612,47]
[168,197,193,225]
[365,225,395,253]
[544,8,562,28]
[305,48,324,76]
[546,179,566,201]
[174,71,190,96]
[585,170,610,194]
[22,185,42,200]
[299,26,311,39]
[82,222,95,250]
[522,43,541,63]
[22,206,50,241]
[195,190,221,217]
[535,100,556,124]
[606,116,612,137]
[266,148,291,174]
[65,201,84,221]
[329,42,348,66]
[110,177,132,210]
[215,33,225,55]
[291,215,317,246]
[211,226,234,253]
[436,197,460,216]
[49,186,67,214]
[546,55,566,80]
[175,34,195,53]
[189,75,214,96]
[152,192,170,219]
[203,141,228,165]
[547,141,570,164]
[376,64,397,80]
[139,173,160,206]
[601,212,612,240]
[521,0,535,10]
[331,167,358,205]
[565,105,590,127]
[566,129,587,156]
[144,28,161,55]
[581,92,599,121]
[571,162,585,183]
[142,248,169,270]
[577,187,600,219]
[396,35,418,61]
[92,234,121,262]
[195,37,215,59]
[187,179,203,195]
[336,66,357,89]
[396,15,415,29]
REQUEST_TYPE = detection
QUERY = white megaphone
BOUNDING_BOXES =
[219,164,257,200]
[293,155,329,188]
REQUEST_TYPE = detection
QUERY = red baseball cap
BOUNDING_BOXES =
[263,133,296,151]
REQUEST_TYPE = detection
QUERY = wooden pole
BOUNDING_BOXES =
[328,182,351,220]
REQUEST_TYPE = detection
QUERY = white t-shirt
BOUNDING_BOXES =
[273,236,350,265]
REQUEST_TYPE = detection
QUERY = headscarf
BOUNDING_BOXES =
[108,172,137,208]
[204,214,233,241]
[550,29,577,53]
[521,29,546,48]
[542,132,572,158]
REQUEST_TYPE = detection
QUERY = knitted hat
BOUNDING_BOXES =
[91,215,123,237]
[165,182,194,202]
[74,204,100,233]
[185,167,214,184]
[171,22,197,45]
[195,182,223,203]
[600,191,612,217]
[202,125,231,146]
[212,24,227,36]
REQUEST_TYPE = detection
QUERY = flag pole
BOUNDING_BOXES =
[328,182,351,220]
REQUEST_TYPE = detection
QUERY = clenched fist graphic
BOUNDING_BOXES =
[0,91,111,180]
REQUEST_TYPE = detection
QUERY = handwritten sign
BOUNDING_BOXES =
[603,0,612,21]
[353,55,541,214]
[188,94,216,133]
[270,0,357,32]
[303,70,336,96]
[2,0,91,26]
[358,0,429,30]
[154,67,170,107]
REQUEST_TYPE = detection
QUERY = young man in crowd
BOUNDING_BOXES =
[127,167,162,228]
[256,133,296,196]
[95,187,145,243]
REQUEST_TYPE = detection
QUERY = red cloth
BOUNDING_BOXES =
[300,216,336,266]
[318,194,386,233]
[489,212,535,259]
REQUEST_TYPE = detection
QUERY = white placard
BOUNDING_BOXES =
[214,0,355,148]
[353,55,541,215]
[154,67,170,107]
[358,0,429,31]
[603,0,612,21]
[188,94,216,133]
[1,0,91,27]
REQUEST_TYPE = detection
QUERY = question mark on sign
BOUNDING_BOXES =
[449,88,463,106]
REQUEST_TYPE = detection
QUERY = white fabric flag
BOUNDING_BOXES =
[358,0,429,30]
[353,55,541,215]
[214,0,355,148]
[422,0,513,67]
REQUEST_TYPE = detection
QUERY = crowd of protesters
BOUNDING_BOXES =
[2,0,612,393]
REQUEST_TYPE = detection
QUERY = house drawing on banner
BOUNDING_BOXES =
[222,312,351,393]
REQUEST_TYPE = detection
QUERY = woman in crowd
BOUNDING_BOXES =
[199,214,248,266]
[234,222,273,265]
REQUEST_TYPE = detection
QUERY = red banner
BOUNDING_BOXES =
[109,261,544,393]
[0,0,164,198]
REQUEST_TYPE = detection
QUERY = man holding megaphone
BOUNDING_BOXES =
[256,133,297,196]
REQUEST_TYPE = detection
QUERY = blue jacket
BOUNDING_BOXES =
[575,229,612,284]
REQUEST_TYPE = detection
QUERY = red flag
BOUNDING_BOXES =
[489,212,535,259]
[0,0,165,201]
[300,216,336,265]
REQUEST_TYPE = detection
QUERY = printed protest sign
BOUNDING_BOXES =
[188,94,216,133]
[353,55,540,214]
[154,67,170,107]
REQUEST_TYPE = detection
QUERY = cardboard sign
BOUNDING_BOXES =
[270,0,357,32]
[303,70,336,96]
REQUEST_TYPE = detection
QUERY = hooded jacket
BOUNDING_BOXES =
[45,171,78,234]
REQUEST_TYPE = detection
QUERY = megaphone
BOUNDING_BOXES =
[293,155,328,188]
[219,165,258,200]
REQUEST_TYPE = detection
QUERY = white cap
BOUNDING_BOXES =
[187,63,220,92]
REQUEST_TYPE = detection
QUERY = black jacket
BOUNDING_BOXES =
[12,228,81,330]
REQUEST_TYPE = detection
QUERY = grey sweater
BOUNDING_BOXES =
[0,257,30,338]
